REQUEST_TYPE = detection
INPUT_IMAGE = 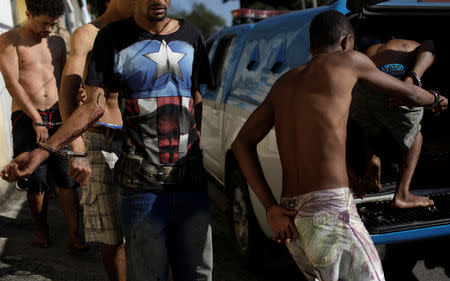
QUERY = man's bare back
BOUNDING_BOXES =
[232,45,444,220]
[273,51,358,196]
[0,28,65,112]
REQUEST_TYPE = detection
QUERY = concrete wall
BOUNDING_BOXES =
[0,1,15,204]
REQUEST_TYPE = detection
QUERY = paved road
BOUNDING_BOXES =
[0,182,449,280]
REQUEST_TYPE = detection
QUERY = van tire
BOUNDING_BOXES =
[229,168,264,267]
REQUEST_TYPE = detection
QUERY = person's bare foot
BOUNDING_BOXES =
[350,177,366,199]
[392,193,434,208]
[67,241,89,253]
[362,155,382,193]
[31,237,49,248]
[31,227,49,248]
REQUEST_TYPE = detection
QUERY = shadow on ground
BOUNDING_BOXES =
[0,190,106,281]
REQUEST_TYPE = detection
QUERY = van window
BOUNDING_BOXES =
[209,36,236,91]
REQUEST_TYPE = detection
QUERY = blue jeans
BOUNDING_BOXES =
[120,189,213,281]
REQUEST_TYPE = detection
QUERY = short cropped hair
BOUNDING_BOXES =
[25,0,65,18]
[309,10,353,50]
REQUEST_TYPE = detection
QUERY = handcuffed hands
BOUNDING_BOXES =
[389,92,448,116]
[32,122,49,143]
[266,205,299,244]
[0,149,48,182]
[68,156,91,186]
[432,96,448,116]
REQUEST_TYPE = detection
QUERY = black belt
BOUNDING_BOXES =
[115,152,207,191]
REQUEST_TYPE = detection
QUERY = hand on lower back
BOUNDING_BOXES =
[266,205,299,243]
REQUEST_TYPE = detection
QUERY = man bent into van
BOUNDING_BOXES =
[350,39,438,208]
[232,10,447,281]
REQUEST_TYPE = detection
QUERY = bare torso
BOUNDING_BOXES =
[272,52,359,197]
[4,28,64,112]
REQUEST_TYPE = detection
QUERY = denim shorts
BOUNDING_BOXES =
[120,189,213,281]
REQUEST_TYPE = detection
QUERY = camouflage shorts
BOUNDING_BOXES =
[281,188,385,281]
[350,81,423,150]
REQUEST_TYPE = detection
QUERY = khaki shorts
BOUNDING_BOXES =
[80,128,123,245]
[281,188,385,281]
[350,82,423,150]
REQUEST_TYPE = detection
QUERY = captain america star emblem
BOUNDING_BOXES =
[144,39,186,82]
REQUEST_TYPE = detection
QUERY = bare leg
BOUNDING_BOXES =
[58,188,88,251]
[392,132,434,208]
[102,242,126,281]
[27,192,49,248]
[348,164,364,198]
[362,135,382,193]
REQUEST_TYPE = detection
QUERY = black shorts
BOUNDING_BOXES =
[11,109,77,193]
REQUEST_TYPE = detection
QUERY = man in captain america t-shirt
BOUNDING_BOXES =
[1,0,215,280]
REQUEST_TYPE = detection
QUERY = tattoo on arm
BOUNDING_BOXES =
[72,156,90,167]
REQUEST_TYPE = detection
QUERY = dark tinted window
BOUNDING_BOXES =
[208,36,235,91]
[206,38,215,53]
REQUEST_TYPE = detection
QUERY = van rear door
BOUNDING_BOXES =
[347,0,450,243]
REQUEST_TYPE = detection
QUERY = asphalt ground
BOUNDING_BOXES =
[0,181,448,280]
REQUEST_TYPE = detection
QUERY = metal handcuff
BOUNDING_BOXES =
[37,142,87,158]
[34,121,63,128]
[408,71,444,110]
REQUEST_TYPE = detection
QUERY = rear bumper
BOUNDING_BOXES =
[371,224,450,244]
[357,188,450,244]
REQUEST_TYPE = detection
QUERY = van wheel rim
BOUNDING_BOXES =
[232,185,249,253]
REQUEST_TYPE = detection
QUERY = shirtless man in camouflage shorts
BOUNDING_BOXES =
[351,39,438,208]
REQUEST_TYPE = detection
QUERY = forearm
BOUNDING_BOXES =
[46,99,104,149]
[59,75,86,151]
[408,83,437,106]
[59,75,83,121]
[70,136,86,153]
[231,139,278,210]
[6,83,42,122]
[411,40,434,77]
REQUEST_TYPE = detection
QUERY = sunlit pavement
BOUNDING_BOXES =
[0,182,449,280]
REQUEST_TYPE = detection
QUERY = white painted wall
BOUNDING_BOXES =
[0,0,15,201]
[0,1,14,27]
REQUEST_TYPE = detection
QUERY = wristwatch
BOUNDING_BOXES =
[424,90,441,110]
[408,71,422,88]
